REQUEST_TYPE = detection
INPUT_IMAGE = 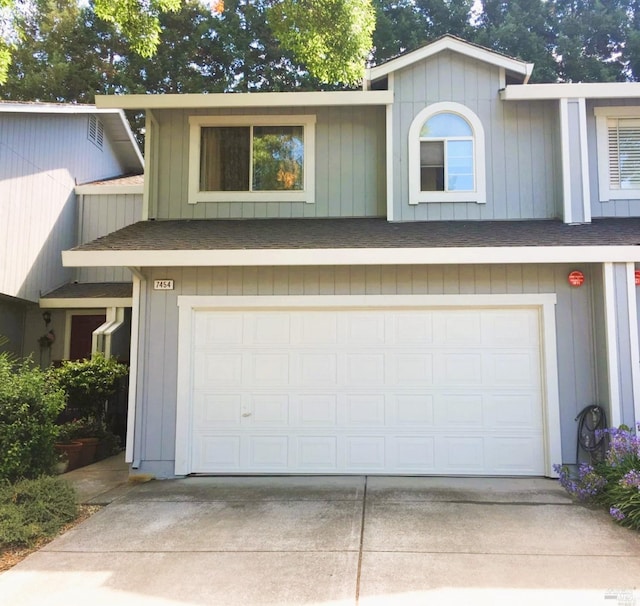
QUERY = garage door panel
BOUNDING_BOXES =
[298,437,338,470]
[193,393,242,427]
[344,394,386,426]
[195,436,241,471]
[347,437,386,469]
[346,315,385,345]
[434,394,484,426]
[251,313,291,345]
[194,313,243,348]
[300,314,339,345]
[488,393,542,428]
[483,311,539,347]
[194,353,242,387]
[487,352,539,386]
[391,394,435,426]
[250,394,290,425]
[436,312,483,345]
[188,307,546,475]
[393,437,436,470]
[299,395,338,426]
[392,353,434,384]
[346,353,385,385]
[300,353,338,384]
[439,353,484,385]
[249,436,289,469]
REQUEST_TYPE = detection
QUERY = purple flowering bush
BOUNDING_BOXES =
[554,424,640,530]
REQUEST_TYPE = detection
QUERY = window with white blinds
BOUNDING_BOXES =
[595,107,640,202]
[607,118,640,190]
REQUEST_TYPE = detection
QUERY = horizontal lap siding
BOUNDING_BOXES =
[153,107,386,220]
[392,51,560,221]
[136,264,597,471]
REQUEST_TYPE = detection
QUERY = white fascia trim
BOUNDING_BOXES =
[175,293,561,478]
[559,99,573,224]
[386,74,395,221]
[96,91,393,110]
[177,293,556,310]
[501,82,640,101]
[39,297,132,309]
[0,103,119,115]
[188,114,316,205]
[175,298,195,475]
[578,99,592,223]
[604,263,621,428]
[125,274,143,463]
[63,246,640,268]
[369,37,530,81]
[626,263,640,429]
[74,184,144,195]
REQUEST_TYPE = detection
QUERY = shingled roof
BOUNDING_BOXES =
[70,217,640,252]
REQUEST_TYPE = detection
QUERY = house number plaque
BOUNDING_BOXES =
[153,279,174,290]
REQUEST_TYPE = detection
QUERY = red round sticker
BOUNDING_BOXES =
[568,270,585,287]
[635,270,640,286]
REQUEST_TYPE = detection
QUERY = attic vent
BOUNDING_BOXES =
[88,115,104,150]
[607,117,640,190]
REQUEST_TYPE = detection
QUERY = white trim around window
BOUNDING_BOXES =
[594,106,640,202]
[408,102,486,205]
[188,114,316,204]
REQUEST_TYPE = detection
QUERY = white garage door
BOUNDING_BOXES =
[187,306,545,475]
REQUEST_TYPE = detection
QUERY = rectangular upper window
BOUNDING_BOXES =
[595,106,640,202]
[189,115,315,204]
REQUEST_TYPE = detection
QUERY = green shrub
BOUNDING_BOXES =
[51,353,128,422]
[0,476,77,548]
[0,355,66,482]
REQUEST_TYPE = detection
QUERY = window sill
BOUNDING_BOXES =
[410,192,486,204]
[189,191,314,204]
[599,189,640,203]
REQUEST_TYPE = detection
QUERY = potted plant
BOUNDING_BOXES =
[51,354,128,468]
[53,420,84,471]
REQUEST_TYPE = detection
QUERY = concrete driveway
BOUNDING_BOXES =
[1,475,639,605]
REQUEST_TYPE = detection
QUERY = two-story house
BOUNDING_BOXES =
[64,36,640,479]
[0,102,143,365]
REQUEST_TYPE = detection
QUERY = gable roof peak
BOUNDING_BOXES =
[367,35,534,84]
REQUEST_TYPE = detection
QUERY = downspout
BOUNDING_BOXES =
[126,267,146,468]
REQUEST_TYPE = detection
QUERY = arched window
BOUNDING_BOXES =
[409,102,486,204]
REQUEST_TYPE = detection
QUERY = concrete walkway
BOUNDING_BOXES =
[1,475,640,605]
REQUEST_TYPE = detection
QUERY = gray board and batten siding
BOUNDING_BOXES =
[77,192,144,283]
[391,50,562,222]
[0,112,130,302]
[586,99,640,218]
[132,263,598,478]
[150,106,386,221]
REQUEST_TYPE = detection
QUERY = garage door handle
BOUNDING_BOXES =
[242,412,252,417]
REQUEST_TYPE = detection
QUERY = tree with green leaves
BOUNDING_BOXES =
[0,0,376,85]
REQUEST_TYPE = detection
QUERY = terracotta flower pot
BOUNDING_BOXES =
[54,441,83,472]
[75,437,100,467]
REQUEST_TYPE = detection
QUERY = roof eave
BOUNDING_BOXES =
[95,91,394,110]
[62,246,640,268]
[368,36,531,82]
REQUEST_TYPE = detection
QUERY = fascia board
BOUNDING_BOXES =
[369,37,530,81]
[75,184,144,195]
[39,297,132,308]
[501,82,640,101]
[0,103,121,115]
[95,91,394,110]
[63,246,640,268]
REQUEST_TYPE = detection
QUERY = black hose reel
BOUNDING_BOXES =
[575,405,608,464]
